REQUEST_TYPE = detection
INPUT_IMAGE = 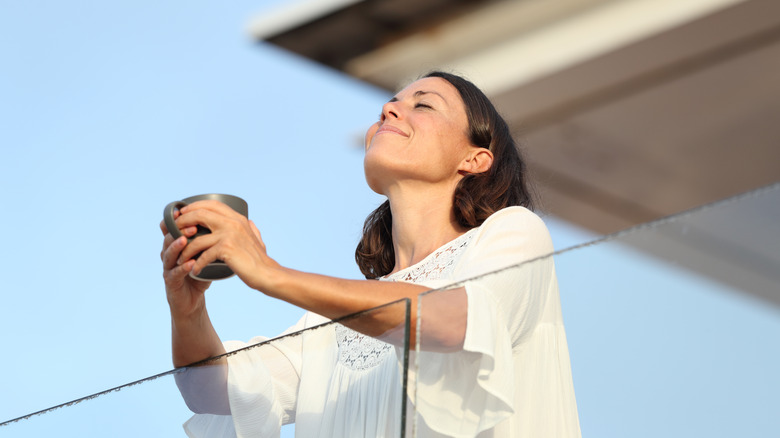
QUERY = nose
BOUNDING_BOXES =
[380,101,400,123]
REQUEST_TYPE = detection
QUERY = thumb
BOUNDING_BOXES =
[249,220,265,248]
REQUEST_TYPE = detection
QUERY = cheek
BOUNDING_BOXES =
[364,122,379,150]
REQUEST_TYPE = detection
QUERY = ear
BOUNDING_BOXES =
[459,147,494,175]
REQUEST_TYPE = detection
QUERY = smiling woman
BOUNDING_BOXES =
[363,76,484,196]
[162,71,581,437]
[358,72,536,280]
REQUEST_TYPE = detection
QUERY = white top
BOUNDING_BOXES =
[183,206,581,437]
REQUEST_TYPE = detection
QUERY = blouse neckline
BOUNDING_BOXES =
[382,227,478,281]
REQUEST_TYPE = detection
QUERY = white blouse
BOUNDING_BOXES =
[183,206,581,437]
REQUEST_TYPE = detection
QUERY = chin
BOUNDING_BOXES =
[363,161,391,196]
[363,171,387,196]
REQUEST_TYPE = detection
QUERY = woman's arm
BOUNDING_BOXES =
[267,268,466,350]
[161,216,230,414]
[172,200,466,348]
[161,219,227,366]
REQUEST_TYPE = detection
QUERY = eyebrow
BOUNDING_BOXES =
[388,90,448,104]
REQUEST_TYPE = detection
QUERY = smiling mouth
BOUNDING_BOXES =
[376,125,408,137]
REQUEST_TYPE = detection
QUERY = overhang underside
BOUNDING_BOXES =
[251,0,780,304]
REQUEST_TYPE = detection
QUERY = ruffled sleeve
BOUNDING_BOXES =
[413,207,556,437]
[184,313,317,438]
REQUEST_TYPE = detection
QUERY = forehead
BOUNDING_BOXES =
[396,77,462,104]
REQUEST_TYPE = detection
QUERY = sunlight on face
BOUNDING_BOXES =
[363,77,474,195]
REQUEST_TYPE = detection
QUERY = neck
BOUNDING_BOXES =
[386,182,468,274]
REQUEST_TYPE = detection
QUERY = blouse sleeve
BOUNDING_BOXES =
[184,313,314,438]
[413,207,556,437]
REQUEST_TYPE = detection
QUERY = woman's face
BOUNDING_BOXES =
[363,77,476,195]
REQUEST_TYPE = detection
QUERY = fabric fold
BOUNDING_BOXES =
[226,339,283,438]
[177,206,581,437]
[414,283,515,437]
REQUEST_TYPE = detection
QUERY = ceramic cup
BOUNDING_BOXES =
[163,194,248,281]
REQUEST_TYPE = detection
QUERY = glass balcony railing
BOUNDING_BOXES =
[414,182,780,437]
[2,183,778,437]
[1,299,412,437]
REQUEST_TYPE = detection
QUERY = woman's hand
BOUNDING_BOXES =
[161,209,228,369]
[171,200,281,293]
[160,210,211,318]
[166,201,454,349]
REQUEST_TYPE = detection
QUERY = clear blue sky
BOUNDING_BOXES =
[1,1,777,437]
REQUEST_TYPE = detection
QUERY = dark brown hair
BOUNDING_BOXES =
[355,71,535,278]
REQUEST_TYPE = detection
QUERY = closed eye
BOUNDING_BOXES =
[415,102,433,109]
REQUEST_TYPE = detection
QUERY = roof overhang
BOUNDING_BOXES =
[249,0,780,304]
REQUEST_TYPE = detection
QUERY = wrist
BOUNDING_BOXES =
[248,264,292,299]
[241,252,285,293]
[168,297,207,325]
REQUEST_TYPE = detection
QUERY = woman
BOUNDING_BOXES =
[161,71,581,437]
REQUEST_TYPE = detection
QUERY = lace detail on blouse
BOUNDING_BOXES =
[335,324,392,371]
[336,230,475,371]
[386,230,475,283]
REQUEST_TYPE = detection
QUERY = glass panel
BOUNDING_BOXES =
[1,299,411,438]
[415,183,780,437]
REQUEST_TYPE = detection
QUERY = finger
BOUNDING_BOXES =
[161,225,198,257]
[164,259,196,288]
[190,243,225,278]
[160,233,175,260]
[249,220,266,251]
[177,232,220,267]
[162,236,188,271]
[180,200,243,218]
[160,209,181,235]
[174,208,223,232]
[248,220,261,240]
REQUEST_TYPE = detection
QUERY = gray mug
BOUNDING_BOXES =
[163,194,248,281]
